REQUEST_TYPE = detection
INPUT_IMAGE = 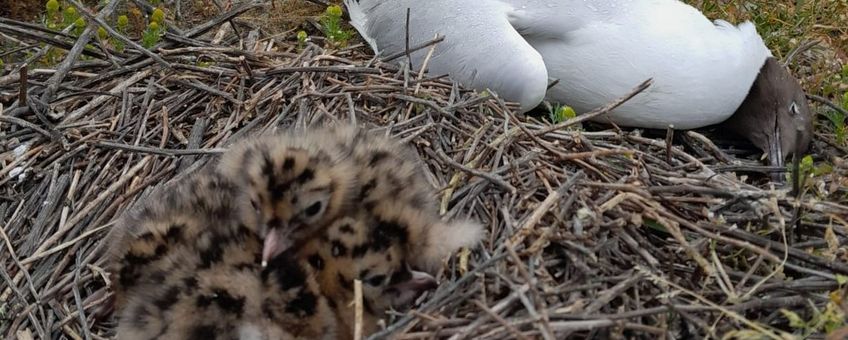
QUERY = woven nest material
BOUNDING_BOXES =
[2,1,848,339]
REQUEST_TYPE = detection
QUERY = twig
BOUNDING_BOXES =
[534,78,653,136]
[808,94,848,118]
[18,64,28,106]
[382,35,445,62]
[665,125,674,164]
[435,148,516,194]
[93,141,225,156]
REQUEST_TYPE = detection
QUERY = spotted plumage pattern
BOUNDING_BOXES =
[105,163,337,339]
[295,128,483,337]
[216,127,359,265]
[106,124,483,339]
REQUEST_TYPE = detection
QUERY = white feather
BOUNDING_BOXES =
[344,0,380,54]
[344,0,774,129]
[416,219,483,271]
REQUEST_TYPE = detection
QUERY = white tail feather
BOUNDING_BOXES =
[416,219,483,271]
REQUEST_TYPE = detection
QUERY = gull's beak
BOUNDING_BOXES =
[767,119,785,182]
[261,226,291,268]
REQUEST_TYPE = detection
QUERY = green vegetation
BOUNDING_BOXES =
[319,5,353,47]
[780,275,847,337]
[548,104,582,130]
[114,14,128,52]
[297,30,308,49]
[823,105,846,147]
[549,104,576,124]
[141,7,165,48]
[44,0,168,54]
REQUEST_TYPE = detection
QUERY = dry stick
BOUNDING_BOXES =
[0,223,47,338]
[24,156,153,265]
[18,64,27,105]
[709,222,848,275]
[471,300,530,340]
[506,172,583,248]
[382,35,445,62]
[0,17,77,41]
[435,148,516,194]
[808,94,848,118]
[38,0,123,107]
[72,249,91,340]
[439,124,511,214]
[784,39,819,67]
[546,320,618,332]
[354,279,364,340]
[367,254,507,340]
[58,69,154,126]
[582,270,646,315]
[0,21,107,61]
[640,268,784,340]
[533,78,653,137]
[264,66,381,76]
[0,116,62,144]
[571,296,809,321]
[183,1,263,38]
[558,149,633,161]
[448,284,527,340]
[665,125,674,164]
[685,130,733,163]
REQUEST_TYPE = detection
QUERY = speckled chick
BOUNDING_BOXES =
[294,128,484,338]
[216,127,359,266]
[105,167,338,340]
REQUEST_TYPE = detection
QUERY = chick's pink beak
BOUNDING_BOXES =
[261,227,291,267]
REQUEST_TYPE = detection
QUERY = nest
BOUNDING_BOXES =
[2,1,848,339]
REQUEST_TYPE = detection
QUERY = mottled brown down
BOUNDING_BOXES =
[105,168,338,339]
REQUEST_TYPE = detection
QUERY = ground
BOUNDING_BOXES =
[1,0,847,339]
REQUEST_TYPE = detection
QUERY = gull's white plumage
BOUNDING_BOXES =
[346,0,549,113]
[345,0,772,129]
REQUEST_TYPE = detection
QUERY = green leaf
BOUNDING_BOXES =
[46,0,59,13]
[63,6,79,27]
[837,274,848,286]
[798,155,814,177]
[117,15,129,30]
[97,26,108,40]
[642,218,669,234]
[326,5,343,18]
[780,309,807,329]
[151,8,165,24]
[842,92,848,110]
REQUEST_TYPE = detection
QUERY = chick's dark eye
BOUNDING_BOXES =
[304,202,322,217]
[366,275,386,286]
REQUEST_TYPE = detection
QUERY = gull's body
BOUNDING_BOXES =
[346,0,813,166]
[347,0,769,129]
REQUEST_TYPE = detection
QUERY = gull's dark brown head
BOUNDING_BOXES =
[218,131,357,266]
[725,57,814,178]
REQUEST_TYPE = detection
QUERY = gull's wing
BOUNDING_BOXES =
[345,0,549,112]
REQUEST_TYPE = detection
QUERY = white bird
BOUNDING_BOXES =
[344,0,813,168]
